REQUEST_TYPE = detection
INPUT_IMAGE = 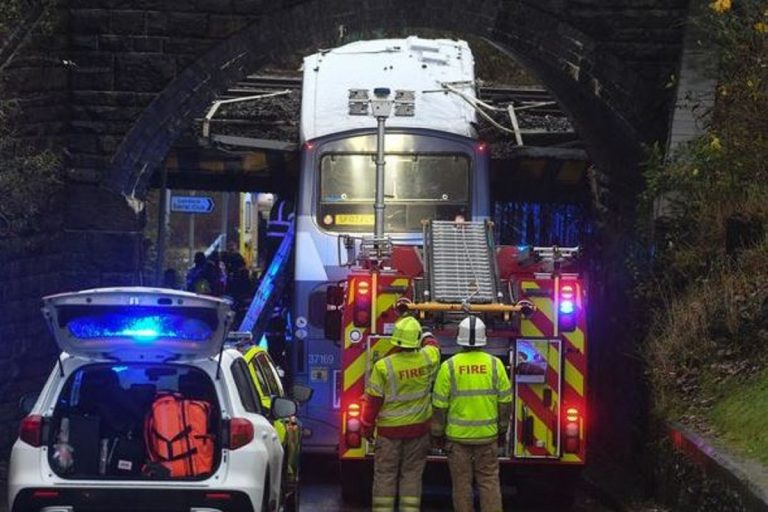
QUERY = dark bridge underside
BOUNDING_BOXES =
[152,143,592,204]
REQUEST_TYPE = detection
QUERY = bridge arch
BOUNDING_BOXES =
[105,0,668,214]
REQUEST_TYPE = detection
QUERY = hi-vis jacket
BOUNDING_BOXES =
[432,350,512,444]
[363,342,440,435]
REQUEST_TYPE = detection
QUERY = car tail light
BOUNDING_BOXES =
[564,407,581,453]
[229,418,254,450]
[353,279,372,327]
[20,415,43,447]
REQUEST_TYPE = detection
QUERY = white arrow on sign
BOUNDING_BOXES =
[171,195,215,214]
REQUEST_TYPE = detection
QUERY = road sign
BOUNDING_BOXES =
[171,195,215,214]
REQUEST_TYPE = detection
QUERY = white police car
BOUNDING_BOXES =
[8,287,295,512]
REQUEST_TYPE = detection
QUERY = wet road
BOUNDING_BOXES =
[299,455,616,511]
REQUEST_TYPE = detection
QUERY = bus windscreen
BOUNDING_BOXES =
[318,153,470,232]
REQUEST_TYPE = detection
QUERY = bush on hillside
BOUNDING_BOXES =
[640,0,768,421]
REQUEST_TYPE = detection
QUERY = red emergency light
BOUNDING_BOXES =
[345,402,363,448]
[558,281,579,332]
[564,407,581,453]
[353,278,372,327]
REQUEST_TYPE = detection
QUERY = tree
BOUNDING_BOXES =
[0,0,62,236]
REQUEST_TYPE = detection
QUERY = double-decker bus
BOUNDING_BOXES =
[290,36,489,452]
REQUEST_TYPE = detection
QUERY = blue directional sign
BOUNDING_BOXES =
[171,195,215,214]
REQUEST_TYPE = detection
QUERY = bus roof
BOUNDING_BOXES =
[300,36,477,142]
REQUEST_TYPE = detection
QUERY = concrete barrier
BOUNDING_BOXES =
[659,422,768,512]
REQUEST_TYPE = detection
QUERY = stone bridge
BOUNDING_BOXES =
[0,0,691,458]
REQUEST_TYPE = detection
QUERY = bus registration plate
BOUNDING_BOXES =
[335,214,374,226]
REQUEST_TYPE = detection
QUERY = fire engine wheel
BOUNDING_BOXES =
[339,459,373,505]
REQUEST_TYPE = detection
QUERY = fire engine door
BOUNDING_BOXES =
[512,338,562,458]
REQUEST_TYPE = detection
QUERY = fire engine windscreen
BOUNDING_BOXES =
[318,153,470,232]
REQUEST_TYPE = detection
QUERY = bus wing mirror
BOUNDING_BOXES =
[290,384,314,404]
[324,284,344,343]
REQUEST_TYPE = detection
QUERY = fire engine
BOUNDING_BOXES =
[289,36,588,502]
[329,231,587,501]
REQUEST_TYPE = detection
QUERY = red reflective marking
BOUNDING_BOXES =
[529,305,555,337]
[563,337,586,374]
[545,365,559,391]
[517,385,557,428]
[33,490,59,499]
[206,493,232,500]
[515,419,548,456]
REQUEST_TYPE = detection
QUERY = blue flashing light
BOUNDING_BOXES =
[560,300,575,314]
[119,316,163,341]
[68,311,212,341]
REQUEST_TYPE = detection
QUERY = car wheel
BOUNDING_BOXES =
[261,470,271,512]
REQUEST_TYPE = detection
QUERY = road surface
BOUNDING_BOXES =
[300,455,616,511]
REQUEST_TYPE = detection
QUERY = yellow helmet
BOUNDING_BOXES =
[390,316,422,349]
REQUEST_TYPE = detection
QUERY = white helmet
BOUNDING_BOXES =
[457,316,487,347]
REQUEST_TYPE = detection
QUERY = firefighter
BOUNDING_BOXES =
[360,316,440,512]
[431,316,512,512]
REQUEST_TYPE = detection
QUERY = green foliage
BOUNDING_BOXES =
[0,102,62,237]
[0,0,57,41]
[640,0,768,440]
[0,0,25,37]
[646,243,768,418]
[0,0,63,236]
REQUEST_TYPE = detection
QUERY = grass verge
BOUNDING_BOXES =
[708,368,768,466]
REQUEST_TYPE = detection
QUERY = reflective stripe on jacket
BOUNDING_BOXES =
[366,345,440,428]
[432,350,512,442]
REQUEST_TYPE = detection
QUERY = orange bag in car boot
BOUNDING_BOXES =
[144,393,214,477]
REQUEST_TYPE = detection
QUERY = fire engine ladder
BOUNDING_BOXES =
[238,218,295,340]
[424,220,500,306]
